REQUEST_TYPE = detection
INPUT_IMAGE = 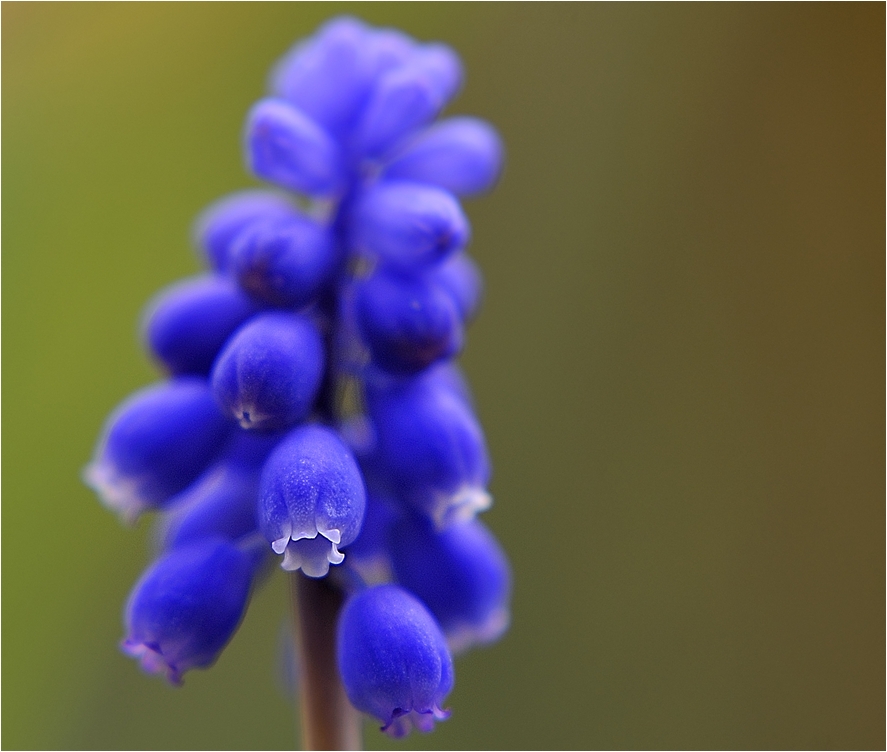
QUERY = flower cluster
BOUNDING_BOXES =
[85,16,510,738]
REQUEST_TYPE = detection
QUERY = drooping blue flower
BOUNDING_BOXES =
[365,367,491,527]
[259,424,366,577]
[211,312,324,431]
[122,537,259,685]
[85,378,232,522]
[390,515,511,654]
[384,116,504,196]
[142,274,260,377]
[337,584,454,737]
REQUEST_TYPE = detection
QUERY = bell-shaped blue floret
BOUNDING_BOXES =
[246,99,347,198]
[384,116,503,197]
[350,181,469,270]
[366,369,491,527]
[193,190,298,272]
[211,312,324,431]
[259,425,366,577]
[229,215,339,308]
[84,379,232,522]
[337,584,454,738]
[434,253,484,323]
[390,515,511,654]
[122,537,257,685]
[142,275,260,377]
[355,267,463,374]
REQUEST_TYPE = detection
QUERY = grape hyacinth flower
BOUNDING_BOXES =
[84,16,510,747]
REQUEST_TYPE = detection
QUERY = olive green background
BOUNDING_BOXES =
[3,3,883,749]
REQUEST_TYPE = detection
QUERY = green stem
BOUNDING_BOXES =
[291,572,362,751]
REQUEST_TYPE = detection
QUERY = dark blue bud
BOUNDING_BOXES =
[367,370,490,527]
[337,584,453,737]
[259,425,366,577]
[229,215,339,308]
[384,117,503,196]
[390,515,511,654]
[269,17,376,136]
[193,190,297,272]
[85,379,232,521]
[211,312,324,431]
[142,275,260,377]
[122,538,256,684]
[350,181,469,269]
[246,99,346,198]
[434,253,484,323]
[160,464,261,550]
[355,268,463,374]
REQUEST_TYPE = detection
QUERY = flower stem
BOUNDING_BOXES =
[291,572,363,751]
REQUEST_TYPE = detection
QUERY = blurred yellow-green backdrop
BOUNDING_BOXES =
[3,3,883,749]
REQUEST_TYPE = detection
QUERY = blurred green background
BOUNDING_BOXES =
[3,3,883,749]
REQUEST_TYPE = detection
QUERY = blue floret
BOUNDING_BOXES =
[337,585,454,737]
[211,311,325,431]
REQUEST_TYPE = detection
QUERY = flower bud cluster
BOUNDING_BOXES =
[84,16,510,737]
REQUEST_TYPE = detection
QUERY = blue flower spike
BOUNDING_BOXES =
[86,16,507,743]
[122,537,259,685]
[337,584,454,738]
[259,425,366,577]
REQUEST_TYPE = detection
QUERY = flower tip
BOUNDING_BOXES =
[121,639,184,686]
[82,460,145,526]
[278,534,345,577]
[382,706,451,738]
[434,486,492,529]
